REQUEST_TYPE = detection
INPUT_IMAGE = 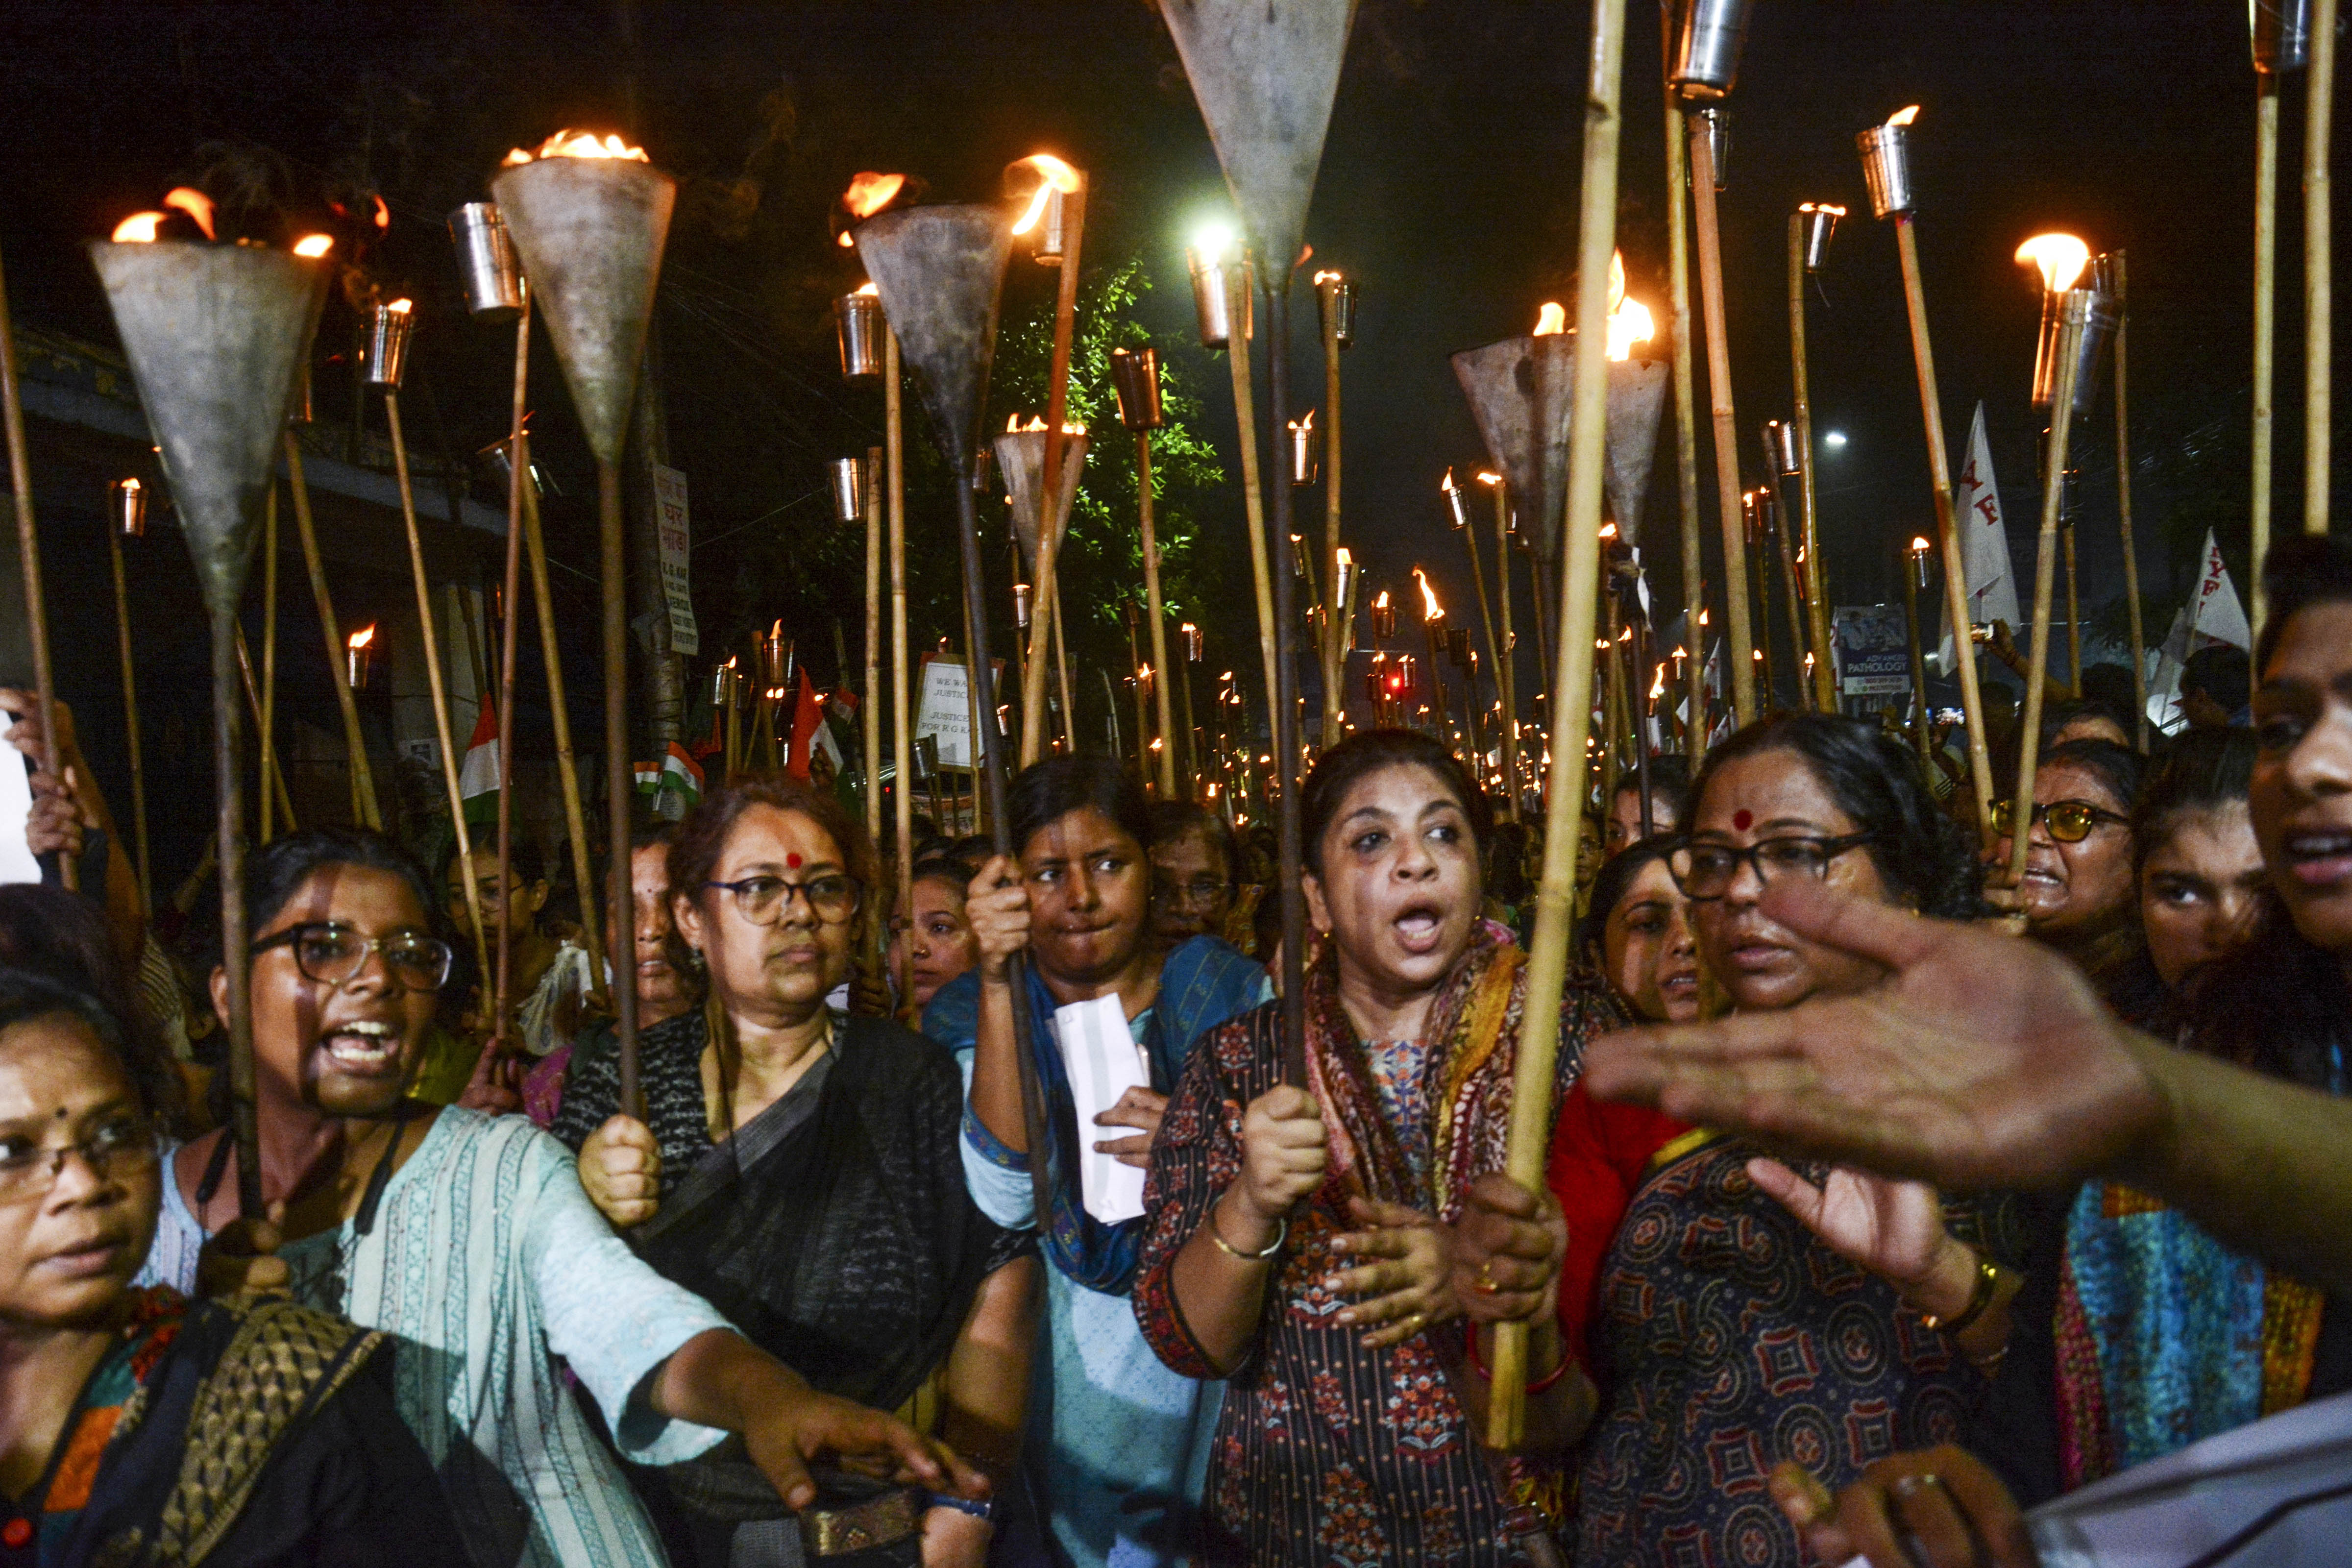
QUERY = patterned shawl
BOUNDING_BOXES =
[925,932,1270,1294]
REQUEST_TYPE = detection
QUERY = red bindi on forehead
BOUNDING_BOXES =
[785,852,803,869]
[1732,809,1753,832]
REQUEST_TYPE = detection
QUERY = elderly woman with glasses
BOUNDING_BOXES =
[560,778,1033,1568]
[1986,738,2147,996]
[1569,715,2025,1568]
[142,827,979,1568]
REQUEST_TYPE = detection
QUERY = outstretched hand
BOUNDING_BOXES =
[1746,1159,1950,1291]
[1581,879,2167,1191]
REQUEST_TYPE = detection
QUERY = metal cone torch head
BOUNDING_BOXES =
[1186,224,1250,351]
[490,133,675,466]
[448,203,525,320]
[2253,0,2313,74]
[1671,0,1754,100]
[1858,106,1922,219]
[1799,202,1844,272]
[1288,411,1320,488]
[364,298,415,390]
[1700,108,1732,191]
[88,237,330,620]
[1110,345,1165,431]
[1763,418,1801,478]
[835,285,884,379]
[828,457,866,524]
[111,477,147,539]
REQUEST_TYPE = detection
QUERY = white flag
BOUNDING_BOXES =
[2145,529,2252,731]
[1937,403,2022,674]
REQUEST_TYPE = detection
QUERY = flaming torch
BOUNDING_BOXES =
[1445,469,1507,814]
[1858,104,1997,842]
[1683,79,1756,726]
[1902,535,1935,762]
[105,478,153,911]
[1188,222,1281,763]
[1113,346,1180,796]
[492,127,673,1109]
[1005,155,1089,769]
[1315,269,1355,744]
[1490,0,1630,1448]
[2017,235,2120,696]
[1789,203,1843,709]
[92,215,330,1215]
[998,413,1088,755]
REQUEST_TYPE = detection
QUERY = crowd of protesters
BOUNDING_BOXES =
[4,534,2350,1568]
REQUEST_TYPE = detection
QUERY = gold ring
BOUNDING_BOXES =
[1473,1264,1501,1296]
[1889,1473,1941,1502]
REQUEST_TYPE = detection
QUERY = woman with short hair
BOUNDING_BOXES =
[1136,730,1613,1564]
[937,756,1269,1568]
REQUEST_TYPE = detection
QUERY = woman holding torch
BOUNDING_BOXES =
[1134,731,1617,1563]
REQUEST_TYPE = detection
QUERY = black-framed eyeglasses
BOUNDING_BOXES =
[1667,833,1881,902]
[0,1110,158,1206]
[1990,798,2128,844]
[704,873,864,927]
[250,922,454,992]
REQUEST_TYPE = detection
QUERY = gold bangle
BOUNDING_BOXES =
[1920,1251,2002,1335]
[1209,1209,1286,1262]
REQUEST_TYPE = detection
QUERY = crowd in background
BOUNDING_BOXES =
[3,534,2350,1568]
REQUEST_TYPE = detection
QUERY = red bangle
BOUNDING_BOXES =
[1463,1321,1576,1394]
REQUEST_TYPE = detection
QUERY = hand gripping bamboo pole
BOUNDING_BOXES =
[0,242,72,890]
[1225,266,1285,756]
[2007,295,2090,888]
[1688,121,1756,728]
[1892,221,1996,842]
[1019,184,1087,767]
[1788,218,1837,711]
[1492,0,1624,1449]
[2306,0,2339,539]
[285,436,383,829]
[1138,433,1178,797]
[386,388,491,983]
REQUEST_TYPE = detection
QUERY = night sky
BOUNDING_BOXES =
[0,0,2335,754]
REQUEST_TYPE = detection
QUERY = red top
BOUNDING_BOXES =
[1547,1078,1689,1369]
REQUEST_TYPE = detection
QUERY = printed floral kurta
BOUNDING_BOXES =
[1134,943,1619,1567]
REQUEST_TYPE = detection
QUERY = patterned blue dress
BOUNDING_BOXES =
[1573,1134,2020,1568]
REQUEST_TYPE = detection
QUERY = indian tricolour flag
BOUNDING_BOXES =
[459,700,500,827]
[635,742,704,819]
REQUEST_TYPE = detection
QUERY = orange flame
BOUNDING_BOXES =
[292,234,334,258]
[504,130,650,166]
[1007,154,1081,237]
[1800,201,1848,218]
[2015,232,2092,294]
[347,624,376,651]
[1476,471,1501,488]
[1649,664,1666,700]
[1911,536,1933,552]
[111,213,166,243]
[373,195,391,229]
[1608,250,1627,315]
[385,297,413,315]
[1414,569,1443,621]
[843,172,906,219]
[1005,414,1085,435]
[1609,299,1654,361]
[163,188,216,240]
[1372,590,1390,610]
[1886,105,1921,128]
[1293,409,1315,434]
[1533,301,1567,336]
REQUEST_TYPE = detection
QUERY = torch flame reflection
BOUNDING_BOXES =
[1007,154,1081,236]
[2015,233,2092,295]
[1533,301,1567,337]
[504,130,651,167]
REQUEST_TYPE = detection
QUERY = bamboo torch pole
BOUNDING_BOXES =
[597,452,637,1112]
[2306,0,2337,539]
[285,436,383,829]
[0,243,72,891]
[520,470,608,1008]
[2255,75,2282,636]
[259,485,279,843]
[2113,253,2148,749]
[1492,481,1521,820]
[1223,264,1284,753]
[862,445,884,852]
[384,372,491,983]
[106,507,153,912]
[1789,216,1837,711]
[1019,182,1087,767]
[1492,0,1624,1448]
[1138,435,1178,797]
[1665,89,1708,762]
[489,386,527,1070]
[2008,296,2090,886]
[1688,115,1756,727]
[1318,271,1348,748]
[889,335,914,983]
[231,629,298,833]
